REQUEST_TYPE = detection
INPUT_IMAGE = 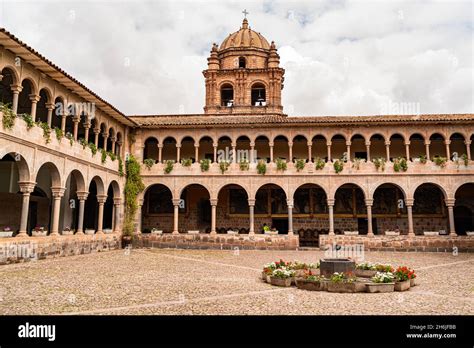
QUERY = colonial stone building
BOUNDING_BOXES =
[0,19,473,255]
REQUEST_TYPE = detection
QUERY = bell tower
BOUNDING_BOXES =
[203,17,285,115]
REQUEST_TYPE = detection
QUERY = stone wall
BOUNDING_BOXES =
[319,235,474,252]
[134,233,299,250]
[0,233,121,265]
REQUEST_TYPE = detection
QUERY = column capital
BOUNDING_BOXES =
[444,140,451,145]
[84,122,91,129]
[213,143,218,148]
[288,142,293,147]
[113,197,122,205]
[97,194,108,204]
[365,141,371,146]
[307,141,312,147]
[365,199,374,206]
[464,140,472,145]
[102,132,109,138]
[76,191,89,201]
[385,140,391,146]
[346,141,352,146]
[231,142,237,148]
[18,181,36,193]
[51,187,66,198]
[158,143,164,148]
[29,94,40,103]
[326,141,332,146]
[110,136,117,142]
[424,140,431,145]
[405,198,414,206]
[445,198,455,207]
[404,141,411,146]
[175,143,182,149]
[10,84,23,93]
[45,102,55,110]
[247,198,256,206]
[93,128,101,135]
[194,143,200,148]
[172,198,181,206]
[249,142,255,147]
[210,198,218,206]
[269,142,274,147]
[286,199,294,208]
[327,198,335,206]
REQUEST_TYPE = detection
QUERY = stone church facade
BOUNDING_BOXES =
[0,19,473,255]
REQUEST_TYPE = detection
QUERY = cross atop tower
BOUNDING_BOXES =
[242,9,249,19]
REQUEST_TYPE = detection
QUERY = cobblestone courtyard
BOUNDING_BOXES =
[0,248,473,315]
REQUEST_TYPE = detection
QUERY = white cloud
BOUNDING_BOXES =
[0,0,472,116]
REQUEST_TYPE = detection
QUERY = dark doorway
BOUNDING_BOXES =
[27,201,38,235]
[454,206,472,235]
[272,218,288,234]
[358,218,376,234]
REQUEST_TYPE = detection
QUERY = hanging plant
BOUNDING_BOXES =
[54,127,63,142]
[314,157,325,170]
[39,122,51,144]
[373,157,386,171]
[118,157,124,177]
[108,151,117,161]
[219,160,230,174]
[101,149,107,164]
[434,156,447,167]
[200,158,211,172]
[143,158,155,170]
[65,132,74,146]
[181,158,192,167]
[123,155,145,238]
[418,155,427,164]
[79,138,87,149]
[352,157,364,170]
[257,160,267,175]
[88,142,97,156]
[239,159,249,171]
[276,158,287,171]
[295,159,305,172]
[0,103,15,130]
[21,113,35,130]
[333,159,344,174]
[393,157,408,172]
[164,160,174,174]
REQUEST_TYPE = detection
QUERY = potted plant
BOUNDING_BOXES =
[262,262,276,282]
[295,271,327,291]
[394,266,411,291]
[418,154,427,164]
[275,158,287,171]
[256,160,267,175]
[314,157,325,170]
[327,272,358,293]
[62,226,73,235]
[239,159,249,171]
[270,268,295,287]
[200,158,210,172]
[181,158,192,167]
[393,157,408,172]
[408,268,417,287]
[219,160,230,174]
[366,272,395,293]
[352,157,364,170]
[434,156,447,167]
[373,157,386,171]
[333,159,344,174]
[295,159,305,172]
[0,226,13,237]
[32,226,47,237]
[143,158,155,169]
[355,262,378,278]
[164,160,174,174]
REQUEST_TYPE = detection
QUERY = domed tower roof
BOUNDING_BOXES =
[219,19,270,51]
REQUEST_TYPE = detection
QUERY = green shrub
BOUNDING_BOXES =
[118,157,124,177]
[373,157,386,171]
[181,158,192,167]
[54,127,63,142]
[39,122,51,144]
[0,103,15,130]
[108,151,117,161]
[88,142,97,156]
[276,158,287,171]
[418,155,427,164]
[143,158,155,170]
[333,159,344,174]
[257,160,267,175]
[123,155,145,237]
[295,159,305,172]
[101,149,107,164]
[393,157,408,172]
[164,160,174,174]
[239,159,249,171]
[219,160,230,174]
[65,132,74,146]
[79,138,87,149]
[434,156,447,167]
[200,158,211,172]
[314,157,325,170]
[21,113,35,130]
[461,154,469,166]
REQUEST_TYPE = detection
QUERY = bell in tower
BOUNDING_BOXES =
[202,16,285,116]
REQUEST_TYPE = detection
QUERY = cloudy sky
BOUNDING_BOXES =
[0,0,472,116]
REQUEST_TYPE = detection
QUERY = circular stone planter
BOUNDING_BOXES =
[320,259,355,278]
[327,282,357,293]
[366,282,395,293]
[394,280,410,292]
[270,276,292,287]
[295,279,327,291]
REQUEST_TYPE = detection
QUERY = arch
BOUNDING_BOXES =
[413,183,448,234]
[143,137,158,162]
[177,182,212,200]
[0,152,30,182]
[179,183,211,233]
[372,183,408,234]
[0,67,16,105]
[389,133,405,160]
[273,135,289,162]
[334,183,367,234]
[429,133,446,160]
[17,78,34,115]
[235,135,251,163]
[141,183,174,233]
[34,162,61,188]
[0,65,20,85]
[217,135,232,162]
[369,133,386,161]
[454,183,474,235]
[162,136,177,162]
[108,180,120,198]
[238,57,246,68]
[449,132,467,159]
[20,77,38,96]
[350,134,367,161]
[292,135,308,161]
[180,136,195,162]
[251,82,266,106]
[220,83,234,107]
[254,135,270,163]
[198,136,214,162]
[66,169,86,193]
[89,176,105,196]
[331,134,347,161]
[311,134,327,162]
[217,184,249,225]
[293,183,328,214]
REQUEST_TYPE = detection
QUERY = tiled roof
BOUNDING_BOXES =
[129,113,474,128]
[0,27,137,127]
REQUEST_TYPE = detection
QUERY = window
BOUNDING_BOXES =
[238,57,246,68]
[251,83,266,106]
[220,84,234,107]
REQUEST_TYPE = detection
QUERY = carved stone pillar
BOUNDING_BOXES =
[366,199,374,236]
[405,141,411,161]
[29,94,40,121]
[446,198,456,235]
[46,103,55,127]
[406,198,415,236]
[210,198,218,234]
[172,198,180,234]
[96,194,108,234]
[248,198,255,235]
[328,198,335,235]
[327,141,332,162]
[50,187,65,236]
[287,199,294,236]
[385,140,391,162]
[17,182,36,237]
[76,191,88,235]
[10,84,23,115]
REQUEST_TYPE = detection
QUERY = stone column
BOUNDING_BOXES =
[346,141,351,162]
[405,141,411,161]
[17,182,35,237]
[307,141,312,163]
[72,116,79,140]
[445,140,451,160]
[213,143,218,163]
[116,141,123,157]
[136,199,143,234]
[46,103,54,127]
[210,198,218,235]
[10,84,23,115]
[96,194,108,234]
[248,198,255,235]
[327,142,332,162]
[61,114,67,132]
[288,142,293,163]
[113,197,122,232]
[75,191,88,235]
[424,140,431,161]
[287,199,294,236]
[176,144,181,163]
[94,129,100,148]
[365,141,371,161]
[29,94,40,121]
[465,140,471,161]
[102,132,108,151]
[194,143,199,163]
[172,198,180,234]
[406,198,415,236]
[328,198,335,235]
[158,143,163,163]
[385,140,391,162]
[111,137,116,154]
[366,199,374,236]
[50,187,65,236]
[269,142,274,163]
[250,142,255,163]
[84,122,91,143]
[446,199,456,235]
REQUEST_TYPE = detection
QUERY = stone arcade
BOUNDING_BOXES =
[0,19,473,260]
